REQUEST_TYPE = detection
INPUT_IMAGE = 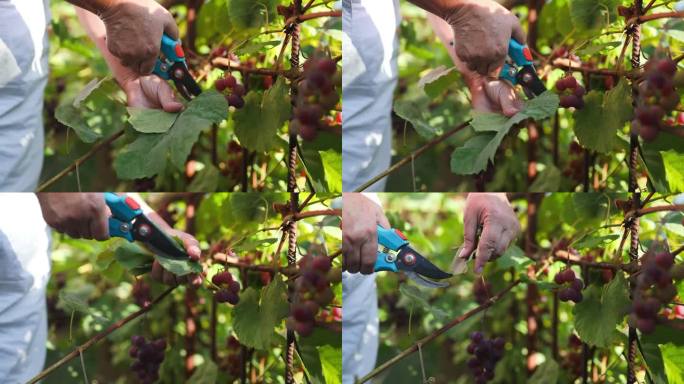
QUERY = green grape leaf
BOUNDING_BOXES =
[451,92,558,175]
[188,164,220,192]
[661,343,684,384]
[495,245,532,271]
[227,0,278,30]
[233,77,290,152]
[574,80,632,153]
[320,149,342,193]
[114,242,154,275]
[127,107,179,133]
[661,150,684,192]
[573,234,620,249]
[153,255,202,277]
[641,336,669,384]
[55,104,101,143]
[394,97,439,139]
[528,359,560,384]
[319,344,342,384]
[417,66,460,99]
[185,360,218,384]
[232,277,289,350]
[299,328,342,384]
[569,0,620,32]
[573,273,630,348]
[529,165,561,192]
[113,91,227,179]
[642,132,684,192]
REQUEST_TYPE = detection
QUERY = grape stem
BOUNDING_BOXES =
[26,286,176,384]
[354,121,471,192]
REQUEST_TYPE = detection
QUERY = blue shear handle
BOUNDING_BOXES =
[153,33,185,80]
[375,252,398,272]
[499,40,534,85]
[104,193,142,241]
[377,225,409,250]
[374,225,409,272]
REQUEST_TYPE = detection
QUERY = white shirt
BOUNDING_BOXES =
[342,193,383,383]
[0,0,50,191]
[0,194,51,383]
[342,0,401,192]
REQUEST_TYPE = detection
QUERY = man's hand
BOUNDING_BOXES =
[342,193,390,275]
[445,0,525,77]
[69,0,179,74]
[120,74,184,113]
[458,193,520,274]
[426,12,524,117]
[37,193,109,240]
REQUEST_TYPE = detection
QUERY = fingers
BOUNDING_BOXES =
[138,58,156,76]
[344,244,361,274]
[180,235,201,261]
[376,212,391,229]
[157,82,184,113]
[359,237,377,275]
[459,206,479,260]
[496,82,524,117]
[163,16,180,40]
[474,222,504,274]
[510,18,527,45]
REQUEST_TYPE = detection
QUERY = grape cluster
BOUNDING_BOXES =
[215,74,246,109]
[292,54,341,141]
[554,268,584,303]
[629,250,682,333]
[129,335,166,383]
[633,57,683,142]
[466,332,504,384]
[473,279,491,305]
[287,255,341,336]
[212,271,241,305]
[556,75,586,109]
[223,336,243,378]
[132,279,151,308]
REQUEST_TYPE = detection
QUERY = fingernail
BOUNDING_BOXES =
[189,245,201,257]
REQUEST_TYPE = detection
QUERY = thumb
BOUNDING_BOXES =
[510,19,527,45]
[163,16,180,41]
[376,212,390,229]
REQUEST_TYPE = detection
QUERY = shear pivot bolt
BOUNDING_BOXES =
[138,224,151,237]
[119,223,130,233]
[174,68,185,79]
[403,253,416,266]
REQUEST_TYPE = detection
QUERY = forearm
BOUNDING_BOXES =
[75,7,137,85]
[65,0,117,15]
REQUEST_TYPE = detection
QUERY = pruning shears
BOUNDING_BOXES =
[105,192,189,259]
[499,39,546,99]
[153,33,202,100]
[374,225,452,288]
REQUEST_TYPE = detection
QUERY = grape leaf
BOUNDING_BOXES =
[232,277,289,350]
[642,132,684,192]
[451,91,559,175]
[299,328,342,384]
[569,0,620,32]
[528,359,559,384]
[394,97,440,139]
[417,66,460,99]
[153,255,202,277]
[114,242,154,275]
[113,91,227,179]
[185,360,217,384]
[55,104,101,143]
[662,150,684,192]
[233,77,290,152]
[573,273,630,348]
[188,164,219,192]
[227,0,278,30]
[574,80,632,153]
[495,245,532,271]
[529,165,561,192]
[319,344,342,384]
[661,343,684,384]
[320,149,342,193]
[127,107,178,133]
